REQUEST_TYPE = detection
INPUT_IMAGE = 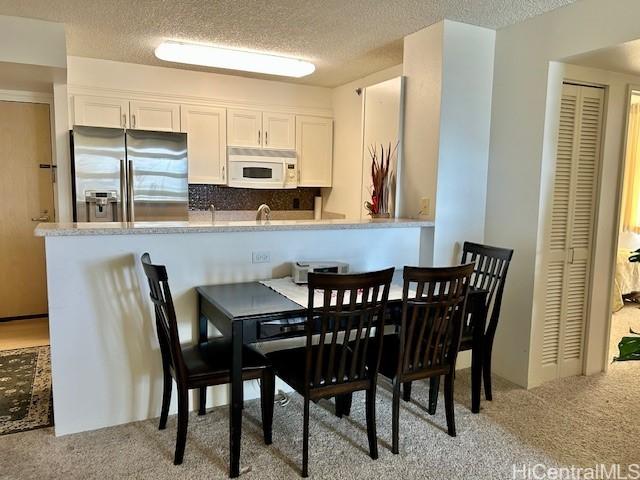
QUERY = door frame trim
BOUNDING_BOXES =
[0,89,57,221]
[602,83,640,372]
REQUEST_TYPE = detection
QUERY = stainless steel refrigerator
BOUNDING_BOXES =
[71,126,188,222]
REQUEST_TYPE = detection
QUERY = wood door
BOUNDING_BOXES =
[227,109,262,147]
[296,115,333,187]
[73,95,129,128]
[129,101,180,132]
[262,112,295,149]
[0,101,54,318]
[181,104,227,184]
[538,84,604,381]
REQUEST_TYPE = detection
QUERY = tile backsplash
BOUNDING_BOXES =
[188,184,320,211]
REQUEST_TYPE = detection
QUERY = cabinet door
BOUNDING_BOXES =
[296,116,333,187]
[130,101,180,132]
[181,105,227,185]
[227,109,262,147]
[73,95,129,128]
[263,112,295,149]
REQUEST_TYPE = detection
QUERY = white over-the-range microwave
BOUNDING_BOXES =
[227,147,297,189]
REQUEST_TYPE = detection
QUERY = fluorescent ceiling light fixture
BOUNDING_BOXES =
[155,41,315,78]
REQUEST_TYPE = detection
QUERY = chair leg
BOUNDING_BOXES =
[335,395,344,418]
[483,345,493,401]
[174,386,189,465]
[365,387,378,460]
[444,373,456,437]
[402,381,412,402]
[198,387,206,416]
[159,372,172,430]
[302,398,310,478]
[335,393,352,418]
[260,369,275,445]
[428,376,440,415]
[342,393,352,416]
[391,380,401,454]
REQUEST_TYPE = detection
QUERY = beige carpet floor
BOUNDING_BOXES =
[0,354,639,480]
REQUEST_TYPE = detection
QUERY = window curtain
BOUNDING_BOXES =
[623,103,640,234]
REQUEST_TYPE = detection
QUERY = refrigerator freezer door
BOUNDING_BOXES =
[126,130,188,221]
[72,126,126,222]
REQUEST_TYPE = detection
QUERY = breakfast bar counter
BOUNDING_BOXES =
[35,217,434,236]
[36,218,434,437]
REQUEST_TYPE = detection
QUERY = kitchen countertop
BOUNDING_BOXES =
[34,218,434,237]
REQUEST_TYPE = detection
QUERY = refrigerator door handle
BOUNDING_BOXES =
[128,160,135,222]
[120,159,128,222]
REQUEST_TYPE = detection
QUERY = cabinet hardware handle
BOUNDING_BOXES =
[132,114,136,128]
[258,130,261,145]
[265,131,268,145]
[122,114,127,128]
[222,165,225,180]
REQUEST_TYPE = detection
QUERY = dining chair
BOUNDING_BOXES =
[417,242,514,414]
[376,264,474,453]
[140,253,275,465]
[266,268,394,478]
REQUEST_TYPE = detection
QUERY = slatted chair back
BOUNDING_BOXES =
[397,264,474,379]
[141,253,187,381]
[304,268,395,395]
[460,242,514,340]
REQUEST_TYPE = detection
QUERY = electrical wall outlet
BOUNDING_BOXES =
[419,197,430,217]
[252,251,271,264]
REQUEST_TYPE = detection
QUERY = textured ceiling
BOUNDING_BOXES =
[0,0,577,87]
[565,38,640,78]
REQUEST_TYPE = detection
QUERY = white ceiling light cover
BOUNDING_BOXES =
[155,41,316,78]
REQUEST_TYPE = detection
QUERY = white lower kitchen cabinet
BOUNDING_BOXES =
[181,104,227,184]
[296,115,333,187]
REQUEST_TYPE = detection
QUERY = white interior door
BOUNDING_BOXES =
[181,104,227,184]
[539,83,604,381]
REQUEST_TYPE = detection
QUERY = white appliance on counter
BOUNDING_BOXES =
[292,261,350,284]
[227,147,297,189]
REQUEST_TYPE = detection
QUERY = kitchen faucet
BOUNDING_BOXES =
[256,203,271,221]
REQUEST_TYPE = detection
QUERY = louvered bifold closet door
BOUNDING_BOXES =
[540,83,604,381]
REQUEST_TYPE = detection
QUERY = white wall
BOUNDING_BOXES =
[401,22,444,220]
[433,21,495,266]
[67,57,332,116]
[361,77,403,218]
[0,16,66,69]
[44,226,426,435]
[486,0,640,387]
[324,64,403,219]
[401,21,494,266]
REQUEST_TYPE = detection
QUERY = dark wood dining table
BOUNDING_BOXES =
[196,278,488,477]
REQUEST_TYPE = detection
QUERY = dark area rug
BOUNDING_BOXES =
[0,346,52,435]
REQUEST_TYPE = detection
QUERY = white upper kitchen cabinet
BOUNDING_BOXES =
[296,116,333,187]
[129,101,181,132]
[73,95,129,128]
[227,108,262,147]
[262,112,295,150]
[181,104,227,185]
